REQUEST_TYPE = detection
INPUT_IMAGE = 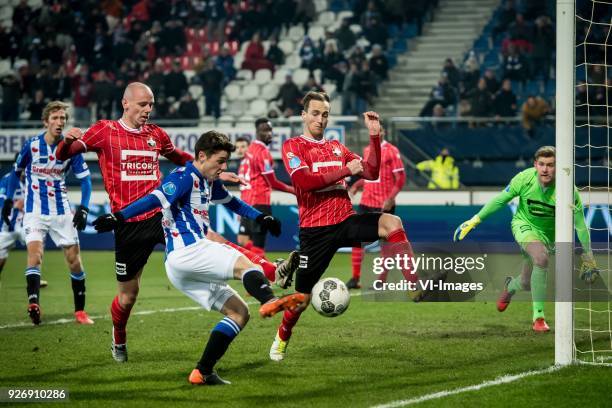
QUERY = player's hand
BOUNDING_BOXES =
[92,212,125,233]
[346,159,364,175]
[382,198,395,212]
[13,199,24,211]
[64,128,83,145]
[256,214,281,237]
[219,171,247,186]
[579,253,600,284]
[363,111,381,136]
[72,205,89,231]
[453,215,481,241]
[2,198,13,225]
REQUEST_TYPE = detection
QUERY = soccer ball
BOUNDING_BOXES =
[311,277,350,317]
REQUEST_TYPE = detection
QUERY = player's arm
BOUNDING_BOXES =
[211,180,282,236]
[359,111,381,180]
[574,190,599,283]
[383,166,406,211]
[56,127,88,160]
[70,154,92,230]
[454,173,521,241]
[262,172,295,194]
[349,178,364,195]
[2,144,31,223]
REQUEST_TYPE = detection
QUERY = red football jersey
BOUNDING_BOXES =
[78,119,176,221]
[361,141,405,208]
[282,135,360,228]
[238,140,275,206]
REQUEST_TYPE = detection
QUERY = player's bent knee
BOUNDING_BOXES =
[532,253,548,268]
[379,214,403,236]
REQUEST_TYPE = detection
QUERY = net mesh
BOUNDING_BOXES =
[573,0,612,364]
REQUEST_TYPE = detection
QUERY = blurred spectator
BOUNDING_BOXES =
[460,55,480,96]
[1,72,21,124]
[242,32,274,72]
[465,78,493,118]
[420,75,457,116]
[364,16,388,49]
[12,0,34,34]
[416,148,460,190]
[521,95,550,136]
[50,66,72,101]
[272,74,302,116]
[28,89,46,120]
[39,39,63,67]
[164,60,189,100]
[442,58,460,89]
[301,76,324,94]
[205,0,227,42]
[335,18,357,53]
[215,46,237,84]
[502,44,528,85]
[424,103,450,130]
[531,16,554,84]
[274,0,297,35]
[491,0,516,41]
[294,0,316,32]
[72,64,94,126]
[483,68,500,94]
[342,62,358,115]
[348,45,367,67]
[178,93,200,125]
[159,20,186,56]
[493,79,517,120]
[266,38,286,67]
[299,36,319,71]
[197,59,224,119]
[360,0,383,26]
[92,24,112,71]
[508,13,534,51]
[369,44,389,81]
[93,70,115,120]
[146,60,166,97]
[353,60,377,113]
[322,42,347,88]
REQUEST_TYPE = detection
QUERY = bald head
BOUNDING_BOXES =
[123,82,153,100]
[121,82,155,128]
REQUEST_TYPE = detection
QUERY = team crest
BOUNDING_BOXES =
[162,182,177,195]
[333,147,341,157]
[147,137,156,147]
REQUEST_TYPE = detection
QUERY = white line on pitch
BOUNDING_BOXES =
[369,365,563,408]
[0,292,363,330]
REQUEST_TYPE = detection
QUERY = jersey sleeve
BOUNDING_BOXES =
[15,140,32,172]
[282,140,308,176]
[150,171,192,209]
[211,179,233,204]
[156,126,177,156]
[260,148,275,175]
[341,142,361,162]
[69,154,91,179]
[81,121,109,152]
[390,148,405,172]
[477,171,523,220]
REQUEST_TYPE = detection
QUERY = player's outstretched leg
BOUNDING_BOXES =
[346,246,363,289]
[270,308,303,361]
[524,243,550,332]
[110,295,133,362]
[497,276,522,312]
[274,250,299,289]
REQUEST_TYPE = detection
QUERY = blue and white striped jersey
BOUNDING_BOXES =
[0,173,24,232]
[15,133,90,215]
[151,162,236,254]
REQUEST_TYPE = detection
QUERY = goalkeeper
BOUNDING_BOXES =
[454,146,598,332]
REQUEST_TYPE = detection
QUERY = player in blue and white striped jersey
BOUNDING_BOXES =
[93,130,305,385]
[0,172,25,277]
[1,101,94,325]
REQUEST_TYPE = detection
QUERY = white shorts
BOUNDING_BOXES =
[23,213,79,247]
[0,230,25,258]
[164,239,242,312]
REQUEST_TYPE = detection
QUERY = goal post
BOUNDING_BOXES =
[554,0,575,366]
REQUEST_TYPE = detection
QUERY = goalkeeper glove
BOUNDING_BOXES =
[579,253,600,284]
[93,212,125,233]
[453,215,481,242]
[256,214,281,237]
[72,205,89,231]
[2,198,13,225]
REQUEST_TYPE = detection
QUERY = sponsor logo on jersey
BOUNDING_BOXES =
[162,182,177,195]
[120,150,158,181]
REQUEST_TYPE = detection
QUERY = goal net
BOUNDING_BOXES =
[562,0,612,365]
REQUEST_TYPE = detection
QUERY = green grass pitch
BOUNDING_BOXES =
[0,250,610,407]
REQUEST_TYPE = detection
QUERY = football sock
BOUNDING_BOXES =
[25,267,41,304]
[225,240,277,282]
[351,246,363,280]
[382,229,417,284]
[507,275,524,294]
[531,265,547,320]
[111,296,133,344]
[70,271,86,311]
[242,269,275,304]
[251,245,267,259]
[278,308,302,341]
[198,317,241,375]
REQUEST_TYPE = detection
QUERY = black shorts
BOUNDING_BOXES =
[358,204,396,215]
[296,212,382,293]
[114,212,165,282]
[238,204,271,247]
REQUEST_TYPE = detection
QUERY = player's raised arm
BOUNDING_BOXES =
[262,172,295,194]
[359,111,382,180]
[454,173,521,241]
[56,127,87,160]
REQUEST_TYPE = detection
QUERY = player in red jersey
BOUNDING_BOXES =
[267,91,418,361]
[56,82,290,362]
[237,118,295,259]
[346,126,406,289]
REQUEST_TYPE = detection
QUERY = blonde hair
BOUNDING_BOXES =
[534,146,556,160]
[42,101,69,122]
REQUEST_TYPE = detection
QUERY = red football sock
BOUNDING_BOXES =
[278,308,302,341]
[111,296,133,345]
[352,246,363,280]
[251,245,267,259]
[382,229,417,283]
[225,241,276,281]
